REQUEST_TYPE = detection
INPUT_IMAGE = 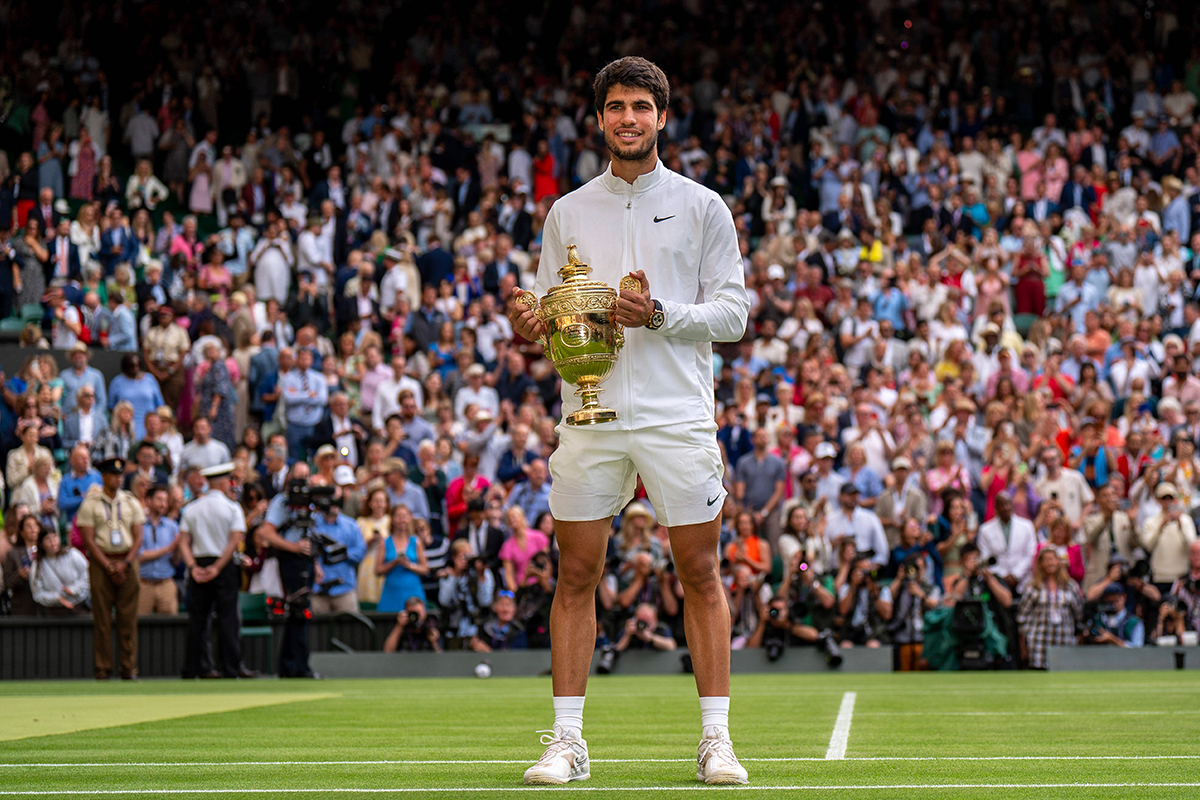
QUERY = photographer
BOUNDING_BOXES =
[515,548,556,649]
[1085,553,1160,632]
[438,540,495,644]
[762,549,838,662]
[614,602,677,653]
[944,544,1013,609]
[309,486,367,614]
[888,552,941,670]
[1083,485,1138,590]
[1083,583,1145,647]
[384,596,442,652]
[617,551,679,620]
[470,590,527,652]
[834,550,893,648]
[728,563,769,650]
[255,461,323,678]
[1160,541,1200,639]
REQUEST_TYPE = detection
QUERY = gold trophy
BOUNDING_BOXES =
[516,244,641,425]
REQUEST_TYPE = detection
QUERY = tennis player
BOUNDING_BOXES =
[510,56,751,786]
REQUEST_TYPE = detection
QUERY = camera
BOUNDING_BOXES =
[818,629,843,668]
[636,619,649,632]
[1163,594,1189,614]
[596,645,619,674]
[530,552,550,571]
[406,610,420,626]
[283,480,344,562]
[768,606,782,620]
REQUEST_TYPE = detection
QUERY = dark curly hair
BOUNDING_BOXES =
[593,56,670,115]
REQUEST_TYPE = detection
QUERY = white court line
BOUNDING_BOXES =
[4,783,1200,795]
[824,691,857,760]
[4,754,1200,768]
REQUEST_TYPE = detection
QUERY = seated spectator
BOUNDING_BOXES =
[62,384,108,452]
[1017,548,1085,669]
[93,400,137,465]
[29,524,90,616]
[2,512,40,615]
[383,596,442,653]
[724,511,771,576]
[6,419,54,491]
[470,590,528,652]
[12,453,60,533]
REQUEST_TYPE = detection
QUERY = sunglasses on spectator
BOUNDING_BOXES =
[497,590,515,599]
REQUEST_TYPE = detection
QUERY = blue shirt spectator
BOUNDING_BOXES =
[58,458,102,522]
[108,301,138,352]
[60,351,108,413]
[279,366,328,426]
[139,513,181,582]
[108,365,164,440]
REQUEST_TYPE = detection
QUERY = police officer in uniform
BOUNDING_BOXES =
[255,460,320,677]
[77,457,146,680]
[179,462,257,679]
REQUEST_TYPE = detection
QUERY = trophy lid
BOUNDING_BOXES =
[557,244,599,285]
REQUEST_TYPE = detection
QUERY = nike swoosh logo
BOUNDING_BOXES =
[707,495,719,506]
[653,215,675,223]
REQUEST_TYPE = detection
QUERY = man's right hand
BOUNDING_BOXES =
[509,287,544,342]
[294,539,313,556]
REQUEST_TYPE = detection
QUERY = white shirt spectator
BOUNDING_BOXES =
[977,512,1038,590]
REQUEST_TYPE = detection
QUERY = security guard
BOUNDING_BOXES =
[77,457,146,680]
[178,462,257,679]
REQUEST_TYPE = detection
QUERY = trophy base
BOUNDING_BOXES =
[565,407,618,426]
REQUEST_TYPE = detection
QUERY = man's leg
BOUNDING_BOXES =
[524,517,609,786]
[115,563,141,678]
[89,561,115,679]
[549,518,611,698]
[667,517,730,698]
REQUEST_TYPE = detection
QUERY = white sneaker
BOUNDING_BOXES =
[523,725,590,785]
[696,726,749,785]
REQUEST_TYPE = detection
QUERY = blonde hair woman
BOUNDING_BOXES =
[156,405,185,479]
[94,400,136,463]
[356,487,391,607]
[1016,548,1083,669]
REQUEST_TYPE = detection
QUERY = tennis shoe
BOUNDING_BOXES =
[696,726,749,785]
[523,725,590,785]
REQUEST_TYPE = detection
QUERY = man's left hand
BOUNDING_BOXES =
[615,270,652,327]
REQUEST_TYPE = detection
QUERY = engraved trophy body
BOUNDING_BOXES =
[516,244,640,426]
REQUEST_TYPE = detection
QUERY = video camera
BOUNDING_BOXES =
[283,479,347,564]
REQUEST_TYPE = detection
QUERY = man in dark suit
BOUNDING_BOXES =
[452,166,481,231]
[35,189,62,238]
[821,194,863,237]
[286,271,330,334]
[310,164,349,211]
[247,330,279,422]
[805,231,838,282]
[1029,181,1058,223]
[1059,165,1097,215]
[453,497,506,573]
[502,189,533,250]
[334,276,381,336]
[482,233,521,296]
[46,218,82,284]
[318,199,350,268]
[416,234,454,289]
[256,444,290,500]
[241,168,274,227]
[375,184,401,239]
[307,392,369,467]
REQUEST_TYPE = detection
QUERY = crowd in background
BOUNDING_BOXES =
[2,0,1200,668]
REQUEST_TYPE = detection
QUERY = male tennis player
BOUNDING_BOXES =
[510,56,751,786]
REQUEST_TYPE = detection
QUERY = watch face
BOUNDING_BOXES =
[650,311,666,329]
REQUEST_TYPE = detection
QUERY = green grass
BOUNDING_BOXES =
[1,671,1199,797]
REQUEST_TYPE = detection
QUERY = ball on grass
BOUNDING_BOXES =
[474,662,492,679]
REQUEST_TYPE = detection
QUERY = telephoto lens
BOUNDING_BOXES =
[819,630,843,668]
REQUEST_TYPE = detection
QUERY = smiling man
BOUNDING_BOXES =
[510,56,750,786]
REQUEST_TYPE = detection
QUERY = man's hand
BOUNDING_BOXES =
[508,287,544,341]
[615,270,652,327]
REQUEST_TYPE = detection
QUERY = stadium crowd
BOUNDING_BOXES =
[3,0,1200,672]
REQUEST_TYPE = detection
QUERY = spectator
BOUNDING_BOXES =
[438,540,495,643]
[383,596,442,653]
[834,547,893,649]
[734,428,787,533]
[61,342,107,413]
[107,354,164,442]
[724,511,771,576]
[179,417,233,474]
[376,503,428,613]
[310,492,367,614]
[470,590,527,652]
[503,459,552,524]
[2,513,41,615]
[824,484,889,568]
[1142,482,1198,589]
[136,484,180,615]
[499,506,550,593]
[1017,548,1085,669]
[30,523,90,616]
[614,602,677,653]
[978,493,1038,594]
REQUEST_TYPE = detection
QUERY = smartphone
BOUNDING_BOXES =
[1016,463,1028,476]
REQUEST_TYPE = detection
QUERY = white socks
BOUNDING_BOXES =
[553,696,585,737]
[699,696,730,737]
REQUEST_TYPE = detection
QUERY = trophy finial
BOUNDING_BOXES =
[558,243,592,283]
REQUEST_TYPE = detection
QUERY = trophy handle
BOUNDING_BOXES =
[618,275,644,293]
[514,290,549,350]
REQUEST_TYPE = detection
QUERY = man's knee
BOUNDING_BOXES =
[555,554,604,596]
[674,554,721,595]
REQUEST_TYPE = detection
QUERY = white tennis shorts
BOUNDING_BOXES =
[548,420,727,527]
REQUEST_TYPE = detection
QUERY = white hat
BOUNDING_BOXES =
[199,462,236,479]
[767,263,786,281]
[334,465,356,486]
[814,442,838,459]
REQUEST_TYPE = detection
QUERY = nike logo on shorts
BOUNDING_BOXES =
[707,495,719,506]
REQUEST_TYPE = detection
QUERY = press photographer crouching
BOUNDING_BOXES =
[762,550,840,666]
[384,596,443,652]
[256,461,364,677]
[1158,541,1200,643]
[437,540,495,645]
[887,551,942,671]
[1082,583,1145,648]
[1084,553,1159,641]
[834,543,893,649]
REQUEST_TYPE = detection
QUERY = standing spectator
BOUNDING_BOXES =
[499,506,550,593]
[1017,548,1084,669]
[178,462,256,679]
[1142,482,1198,589]
[1034,445,1094,536]
[823,484,889,567]
[734,428,787,534]
[137,484,180,615]
[280,348,328,463]
[504,459,552,523]
[977,493,1038,594]
[1082,485,1138,590]
[57,445,102,522]
[107,354,164,441]
[197,341,239,450]
[77,457,145,680]
[377,503,429,612]
[179,417,233,473]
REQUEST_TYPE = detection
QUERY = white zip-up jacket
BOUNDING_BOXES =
[536,161,749,430]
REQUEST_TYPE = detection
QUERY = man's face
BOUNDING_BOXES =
[527,460,547,487]
[494,596,516,623]
[70,447,90,473]
[598,84,663,164]
[193,418,210,442]
[400,395,417,418]
[331,395,350,418]
[297,350,313,371]
[148,490,168,517]
[995,494,1013,523]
